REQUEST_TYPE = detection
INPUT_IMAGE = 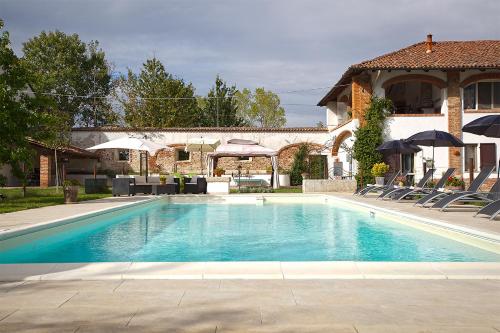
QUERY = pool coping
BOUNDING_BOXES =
[1,261,500,281]
[1,193,500,281]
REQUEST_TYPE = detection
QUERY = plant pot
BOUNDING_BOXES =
[446,185,464,191]
[160,180,166,185]
[279,174,291,187]
[63,186,79,204]
[375,177,385,186]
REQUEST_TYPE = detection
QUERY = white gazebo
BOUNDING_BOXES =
[207,139,280,188]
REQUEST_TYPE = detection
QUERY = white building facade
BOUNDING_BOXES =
[319,36,500,186]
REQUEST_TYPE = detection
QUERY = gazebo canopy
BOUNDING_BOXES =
[207,139,280,188]
[209,139,277,157]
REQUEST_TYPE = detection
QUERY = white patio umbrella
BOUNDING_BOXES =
[86,136,169,179]
[86,136,166,155]
[185,137,220,176]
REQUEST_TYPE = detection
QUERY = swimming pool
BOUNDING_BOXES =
[0,200,499,263]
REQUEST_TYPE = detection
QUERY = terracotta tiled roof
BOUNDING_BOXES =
[353,40,500,70]
[72,126,328,133]
[318,40,500,106]
[27,138,98,158]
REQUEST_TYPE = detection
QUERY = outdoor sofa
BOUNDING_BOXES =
[183,176,207,194]
[112,175,180,196]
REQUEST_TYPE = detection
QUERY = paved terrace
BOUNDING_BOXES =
[0,195,153,235]
[0,279,499,332]
[333,192,500,238]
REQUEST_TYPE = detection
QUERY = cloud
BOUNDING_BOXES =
[1,0,499,126]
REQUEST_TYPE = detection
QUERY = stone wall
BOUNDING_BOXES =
[71,128,330,176]
[302,179,357,193]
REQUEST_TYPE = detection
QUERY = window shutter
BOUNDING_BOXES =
[480,143,496,170]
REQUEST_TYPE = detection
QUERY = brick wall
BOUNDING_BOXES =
[39,154,51,188]
[447,71,463,175]
[351,73,372,123]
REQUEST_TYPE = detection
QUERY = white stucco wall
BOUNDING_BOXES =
[324,69,500,182]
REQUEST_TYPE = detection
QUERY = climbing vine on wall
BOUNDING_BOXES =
[352,96,393,186]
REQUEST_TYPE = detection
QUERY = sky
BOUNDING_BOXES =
[1,0,500,127]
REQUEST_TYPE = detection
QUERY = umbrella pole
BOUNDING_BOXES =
[432,145,435,182]
[200,146,203,176]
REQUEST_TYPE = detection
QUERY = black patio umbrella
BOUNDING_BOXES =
[463,115,500,179]
[376,140,422,155]
[376,140,421,173]
[405,130,464,180]
[463,115,500,138]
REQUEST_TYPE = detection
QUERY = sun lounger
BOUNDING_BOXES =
[415,165,495,207]
[378,169,434,200]
[390,168,454,201]
[430,178,500,211]
[356,171,401,196]
[475,199,500,220]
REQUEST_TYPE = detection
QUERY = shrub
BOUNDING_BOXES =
[371,162,389,177]
[289,144,310,185]
[0,174,6,187]
[214,167,225,176]
[63,179,80,187]
[445,176,465,187]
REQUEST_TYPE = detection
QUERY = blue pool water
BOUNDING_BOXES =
[0,201,499,263]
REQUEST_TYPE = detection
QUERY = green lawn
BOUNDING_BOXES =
[0,187,112,214]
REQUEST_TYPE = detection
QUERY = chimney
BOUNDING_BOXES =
[426,34,433,53]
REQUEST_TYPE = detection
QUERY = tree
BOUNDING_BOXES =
[352,96,393,186]
[198,75,245,127]
[115,58,199,127]
[289,144,310,185]
[22,31,117,127]
[234,87,286,128]
[0,20,53,196]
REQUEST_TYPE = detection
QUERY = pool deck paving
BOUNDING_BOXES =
[332,192,500,238]
[0,279,498,332]
[1,193,500,331]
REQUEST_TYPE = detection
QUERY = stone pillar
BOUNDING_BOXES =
[40,154,52,188]
[447,71,463,175]
[351,73,372,125]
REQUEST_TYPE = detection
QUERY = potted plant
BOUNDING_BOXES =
[445,176,465,191]
[159,175,167,185]
[278,168,291,187]
[395,175,406,187]
[214,167,225,177]
[63,179,80,204]
[371,162,390,186]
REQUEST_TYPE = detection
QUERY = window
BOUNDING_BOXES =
[478,82,492,109]
[480,143,496,171]
[463,84,476,110]
[464,144,477,171]
[176,149,190,161]
[118,150,129,161]
[238,156,251,161]
[401,154,415,173]
[464,81,500,110]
